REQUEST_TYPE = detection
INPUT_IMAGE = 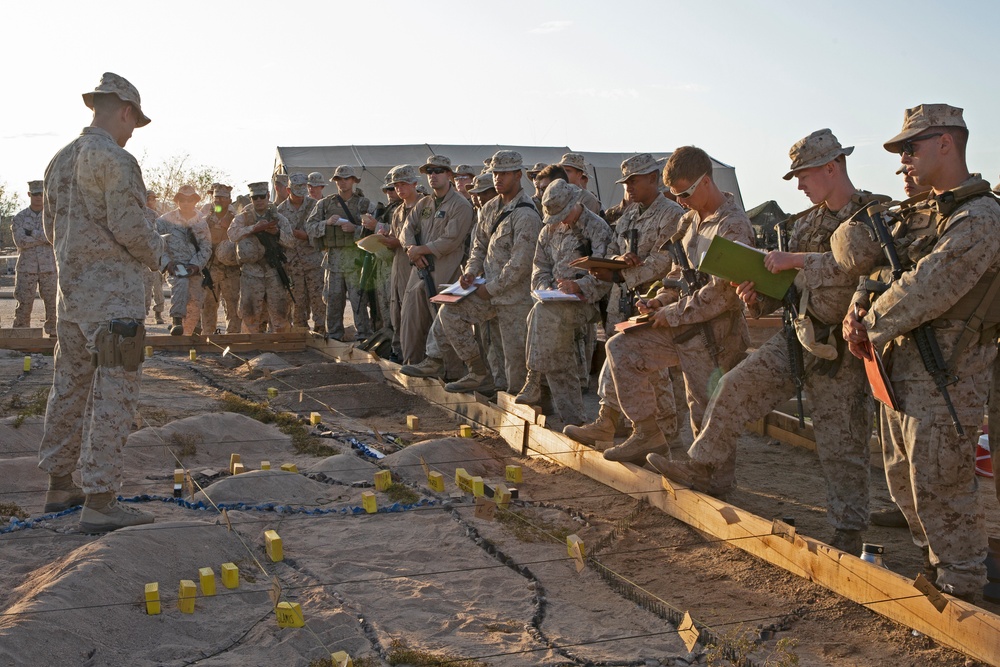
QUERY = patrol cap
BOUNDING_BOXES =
[214,184,233,198]
[307,172,326,187]
[82,72,150,127]
[542,179,582,225]
[469,173,496,194]
[331,165,360,182]
[248,182,270,197]
[27,180,43,194]
[883,103,966,154]
[174,184,200,201]
[416,184,431,196]
[288,173,308,196]
[419,155,453,174]
[490,150,524,173]
[783,129,854,180]
[381,172,396,191]
[390,165,420,185]
[527,162,548,179]
[616,153,664,183]
[453,164,477,178]
[557,152,588,174]
[273,173,289,186]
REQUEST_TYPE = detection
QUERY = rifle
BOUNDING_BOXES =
[775,219,807,427]
[186,227,217,302]
[858,203,963,435]
[662,229,721,366]
[618,228,638,318]
[412,229,437,299]
[256,227,296,304]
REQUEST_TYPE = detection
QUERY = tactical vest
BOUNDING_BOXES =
[318,193,369,249]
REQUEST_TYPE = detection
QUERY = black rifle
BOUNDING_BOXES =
[618,228,638,318]
[412,230,437,299]
[256,228,296,303]
[186,227,217,302]
[662,231,721,366]
[775,220,807,427]
[858,203,963,435]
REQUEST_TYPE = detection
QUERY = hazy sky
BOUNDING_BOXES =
[3,0,998,214]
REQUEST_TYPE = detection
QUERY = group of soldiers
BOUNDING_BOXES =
[15,73,999,602]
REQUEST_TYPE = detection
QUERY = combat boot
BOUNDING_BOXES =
[400,356,443,378]
[445,356,495,394]
[154,312,165,325]
[79,493,154,534]
[563,404,620,446]
[646,453,733,498]
[830,529,864,555]
[43,474,85,513]
[870,506,908,528]
[603,418,666,464]
[514,371,543,405]
[169,317,183,336]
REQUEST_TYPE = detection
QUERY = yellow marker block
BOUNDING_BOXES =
[23,356,31,372]
[260,460,271,470]
[145,345,153,358]
[459,424,473,438]
[362,490,377,513]
[374,470,392,491]
[189,349,197,361]
[406,414,419,430]
[505,465,522,483]
[494,483,511,509]
[267,387,278,398]
[310,412,321,425]
[178,579,196,614]
[275,601,305,628]
[265,530,284,562]
[428,471,445,492]
[199,567,216,596]
[221,562,239,589]
[232,462,246,475]
[455,468,474,494]
[144,582,160,615]
[229,453,241,475]
[280,463,298,473]
[330,651,354,667]
[471,476,485,497]
[173,468,185,484]
[566,534,586,559]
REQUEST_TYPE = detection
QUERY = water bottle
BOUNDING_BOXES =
[860,543,886,568]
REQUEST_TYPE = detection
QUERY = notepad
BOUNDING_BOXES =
[429,278,486,304]
[696,235,797,300]
[532,289,583,302]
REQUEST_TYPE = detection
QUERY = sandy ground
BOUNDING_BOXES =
[0,289,998,666]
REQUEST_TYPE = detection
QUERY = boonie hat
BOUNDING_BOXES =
[469,173,496,194]
[883,103,966,154]
[307,172,326,187]
[331,165,360,182]
[541,179,582,225]
[174,184,200,201]
[390,165,420,185]
[783,129,854,180]
[214,184,233,198]
[82,72,150,127]
[453,164,477,178]
[490,150,524,173]
[419,155,453,174]
[527,162,548,179]
[557,152,588,173]
[616,154,664,183]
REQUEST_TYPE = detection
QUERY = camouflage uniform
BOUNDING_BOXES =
[371,198,401,333]
[435,188,541,392]
[200,204,241,334]
[399,186,474,363]
[389,201,415,358]
[156,209,212,335]
[526,206,612,423]
[305,192,372,339]
[862,174,1000,596]
[142,205,165,322]
[597,193,686,432]
[686,195,878,531]
[277,195,325,330]
[37,125,165,495]
[228,206,295,332]
[606,193,751,435]
[11,205,57,335]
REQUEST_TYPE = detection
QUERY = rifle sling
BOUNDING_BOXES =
[489,202,536,238]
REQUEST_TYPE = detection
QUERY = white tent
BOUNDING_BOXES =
[273,144,743,210]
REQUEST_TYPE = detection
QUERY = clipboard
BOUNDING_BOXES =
[613,313,653,334]
[861,340,898,410]
[568,256,629,270]
[696,235,797,300]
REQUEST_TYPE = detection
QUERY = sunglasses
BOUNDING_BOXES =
[899,133,943,157]
[425,167,448,175]
[670,172,707,199]
[251,194,269,201]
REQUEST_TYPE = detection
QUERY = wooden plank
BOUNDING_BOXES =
[496,391,542,425]
[0,327,42,339]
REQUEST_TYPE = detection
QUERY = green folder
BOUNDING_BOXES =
[696,235,797,300]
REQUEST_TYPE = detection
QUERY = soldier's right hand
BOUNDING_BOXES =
[459,272,476,289]
[735,281,759,306]
[620,252,643,268]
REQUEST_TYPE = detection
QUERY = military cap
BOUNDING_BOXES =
[390,165,420,185]
[82,72,150,127]
[453,164,477,178]
[288,173,308,196]
[542,179,582,225]
[146,190,158,199]
[174,184,200,201]
[557,152,588,174]
[248,182,270,197]
[883,103,966,154]
[214,184,233,198]
[27,180,43,194]
[331,165,360,182]
[783,129,854,180]
[469,173,497,194]
[616,154,664,183]
[273,173,289,186]
[307,172,326,187]
[419,155,453,174]
[490,150,524,173]
[381,172,396,191]
[527,162,548,179]
[416,184,431,196]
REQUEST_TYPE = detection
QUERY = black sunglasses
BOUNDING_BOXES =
[251,194,269,201]
[425,167,448,175]
[899,133,943,156]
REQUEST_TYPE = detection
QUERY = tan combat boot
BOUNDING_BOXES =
[43,474,86,513]
[563,404,621,446]
[79,492,154,534]
[400,356,444,378]
[646,453,734,499]
[603,418,666,464]
[445,355,495,394]
[514,371,543,405]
